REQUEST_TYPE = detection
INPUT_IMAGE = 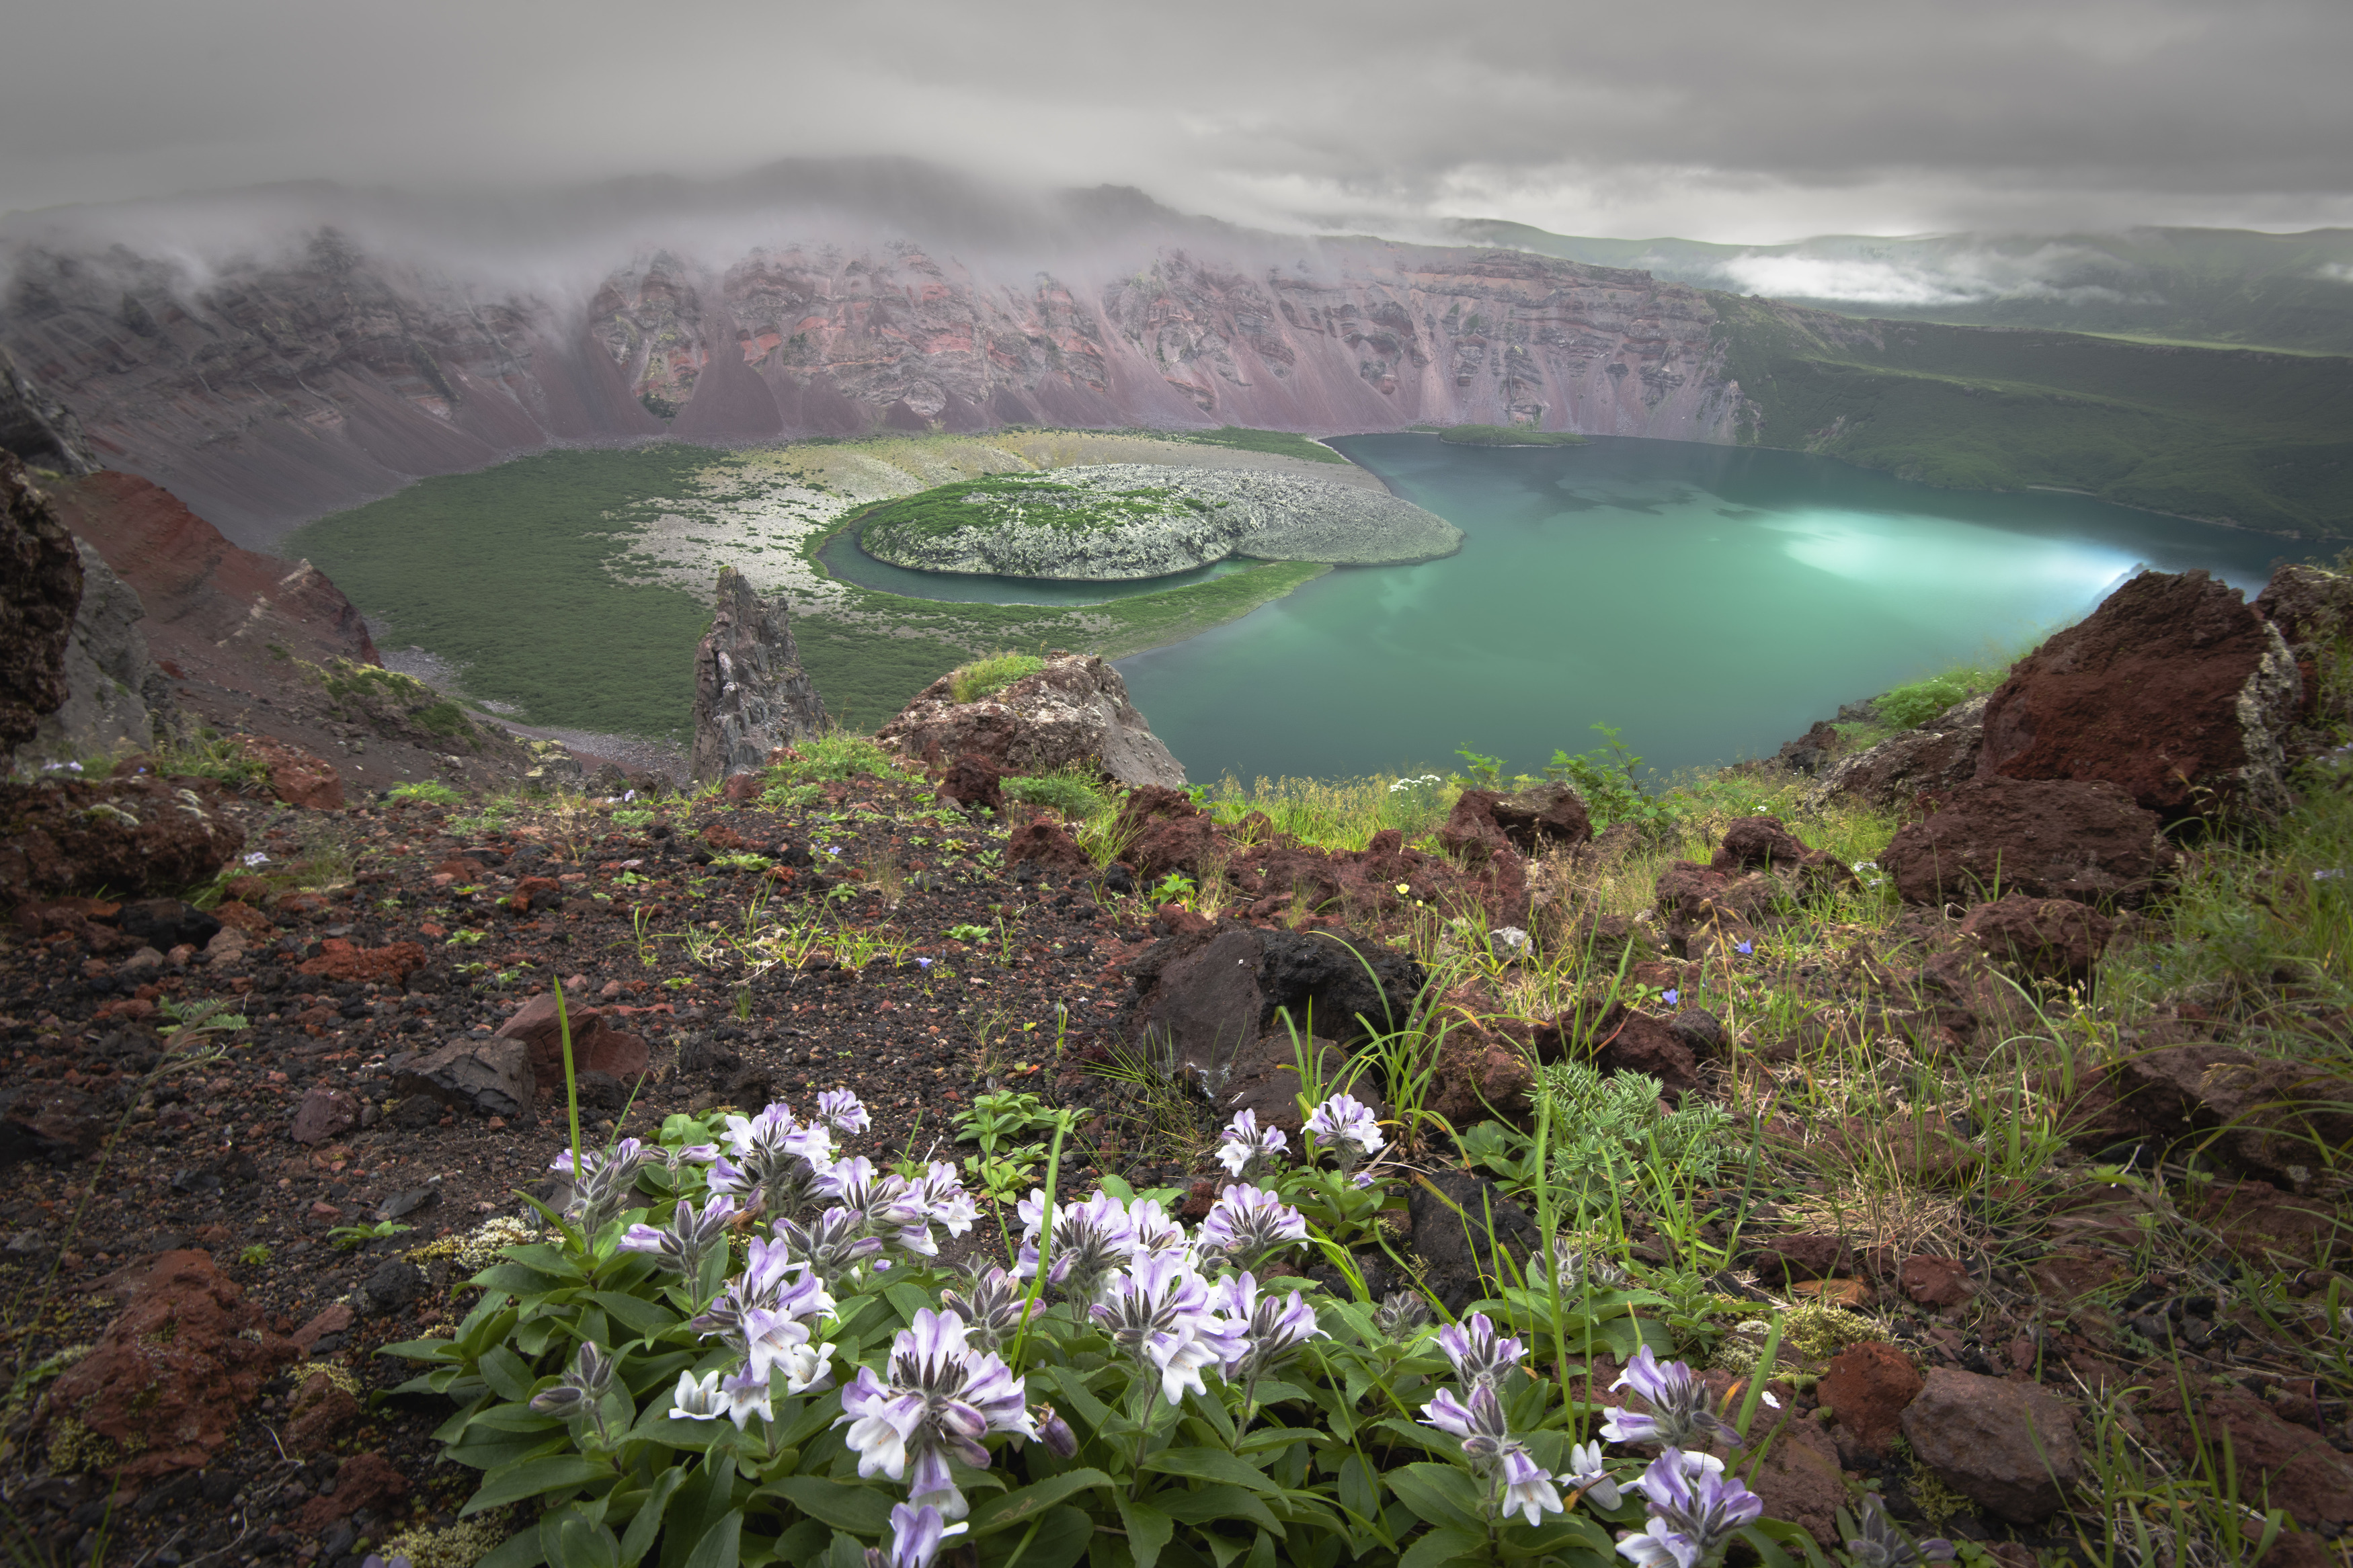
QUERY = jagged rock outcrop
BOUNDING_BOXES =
[690,567,826,782]
[26,540,175,763]
[0,453,83,767]
[877,653,1185,789]
[0,343,95,474]
[1803,695,1987,814]
[1977,570,2301,820]
[1878,778,2171,907]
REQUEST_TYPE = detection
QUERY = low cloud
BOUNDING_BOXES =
[1704,243,2151,306]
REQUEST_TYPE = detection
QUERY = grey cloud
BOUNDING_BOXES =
[1,0,2348,240]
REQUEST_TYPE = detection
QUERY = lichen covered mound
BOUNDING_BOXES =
[856,464,1460,580]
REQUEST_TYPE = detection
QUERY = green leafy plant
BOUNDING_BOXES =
[328,1219,415,1252]
[387,780,464,806]
[237,1243,274,1267]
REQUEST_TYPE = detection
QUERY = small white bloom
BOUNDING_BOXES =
[669,1368,726,1421]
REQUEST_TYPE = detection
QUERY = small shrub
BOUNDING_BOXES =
[387,780,462,806]
[949,652,1045,704]
[1001,767,1114,820]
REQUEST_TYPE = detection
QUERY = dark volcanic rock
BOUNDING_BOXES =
[116,898,222,951]
[877,652,1185,789]
[1805,697,1986,815]
[0,452,83,765]
[690,566,826,783]
[27,540,171,764]
[1409,1170,1541,1314]
[0,343,95,472]
[1117,923,1425,1081]
[1977,569,2300,819]
[493,991,649,1085]
[1878,777,2169,907]
[1960,893,2113,981]
[392,1038,536,1120]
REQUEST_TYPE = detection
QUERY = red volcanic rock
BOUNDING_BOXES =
[40,1250,295,1479]
[1004,817,1094,878]
[48,470,378,681]
[0,772,245,904]
[494,991,650,1084]
[1533,1001,1700,1098]
[1977,569,2301,819]
[1117,787,1222,880]
[933,756,1006,815]
[1806,706,1986,815]
[1899,1255,1975,1309]
[0,453,83,761]
[1819,1343,1924,1461]
[1960,893,2114,981]
[296,938,428,986]
[289,1085,360,1145]
[296,1449,410,1532]
[2141,1384,2353,1530]
[284,1370,361,1455]
[1878,777,2169,907]
[231,733,344,809]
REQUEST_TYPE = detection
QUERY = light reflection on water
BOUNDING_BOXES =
[1113,434,2314,784]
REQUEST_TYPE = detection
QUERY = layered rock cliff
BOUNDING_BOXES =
[1,226,1747,546]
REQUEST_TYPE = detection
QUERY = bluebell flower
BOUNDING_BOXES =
[1734,940,1753,956]
[1662,989,1680,1006]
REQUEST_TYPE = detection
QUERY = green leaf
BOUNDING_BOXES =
[764,1475,893,1536]
[1153,1483,1281,1535]
[446,1430,572,1473]
[1142,1448,1283,1495]
[620,1468,687,1567]
[768,1520,828,1567]
[1398,1524,1488,1568]
[1386,1464,1488,1532]
[594,1290,681,1338]
[473,1526,550,1568]
[479,1346,539,1403]
[1012,1506,1095,1568]
[681,1509,742,1568]
[475,1262,566,1297]
[378,1335,463,1362]
[964,1468,1113,1537]
[463,1455,613,1516]
[1115,1496,1174,1568]
[505,1241,588,1279]
[1338,1453,1382,1529]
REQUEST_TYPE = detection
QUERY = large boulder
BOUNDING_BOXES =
[1878,777,2169,907]
[0,452,83,766]
[691,566,826,782]
[876,652,1185,789]
[1959,893,2114,982]
[1899,1367,2083,1524]
[0,772,246,905]
[1116,923,1425,1083]
[1977,569,2300,819]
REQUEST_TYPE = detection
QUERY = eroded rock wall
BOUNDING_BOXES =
[2,228,1755,543]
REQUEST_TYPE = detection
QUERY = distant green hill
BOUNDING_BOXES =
[1458,220,2353,358]
[1706,298,2353,536]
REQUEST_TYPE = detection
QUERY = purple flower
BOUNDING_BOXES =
[912,1161,980,1238]
[1599,1346,1743,1450]
[1215,1108,1288,1178]
[1090,1251,1237,1405]
[1209,1272,1324,1381]
[1661,989,1680,1007]
[835,1308,1033,1519]
[939,1264,1044,1354]
[527,1340,616,1432]
[1844,1495,1956,1568]
[1421,1383,1570,1526]
[1434,1312,1523,1391]
[1016,1189,1137,1303]
[1625,1448,1763,1557]
[1304,1094,1384,1165]
[820,1156,939,1257]
[1734,940,1753,956]
[1616,1518,1702,1568]
[721,1362,774,1430]
[710,1104,834,1220]
[668,1368,727,1421]
[1197,1183,1309,1270]
[1565,1440,1622,1509]
[553,1137,649,1236]
[1033,1404,1078,1459]
[616,1192,736,1278]
[1127,1196,1189,1255]
[817,1089,872,1134]
[773,1206,884,1286]
[863,1502,967,1568]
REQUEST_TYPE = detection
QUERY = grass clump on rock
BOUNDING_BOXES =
[947,652,1045,704]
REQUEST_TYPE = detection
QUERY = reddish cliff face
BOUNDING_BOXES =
[2,229,1746,543]
[46,470,380,693]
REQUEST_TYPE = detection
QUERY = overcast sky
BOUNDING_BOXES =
[5,0,2348,243]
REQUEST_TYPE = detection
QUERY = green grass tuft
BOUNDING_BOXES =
[949,653,1045,705]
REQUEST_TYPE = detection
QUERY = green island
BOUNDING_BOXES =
[287,430,1351,739]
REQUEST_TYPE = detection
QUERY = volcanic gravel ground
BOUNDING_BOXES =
[0,771,1194,1562]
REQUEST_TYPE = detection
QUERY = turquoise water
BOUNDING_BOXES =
[1115,434,2318,784]
[819,528,1255,604]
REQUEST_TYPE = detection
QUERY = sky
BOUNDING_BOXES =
[3,0,2348,245]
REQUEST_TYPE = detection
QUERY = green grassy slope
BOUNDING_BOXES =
[1710,300,2353,535]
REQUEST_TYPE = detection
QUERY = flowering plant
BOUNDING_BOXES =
[383,1087,1799,1568]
